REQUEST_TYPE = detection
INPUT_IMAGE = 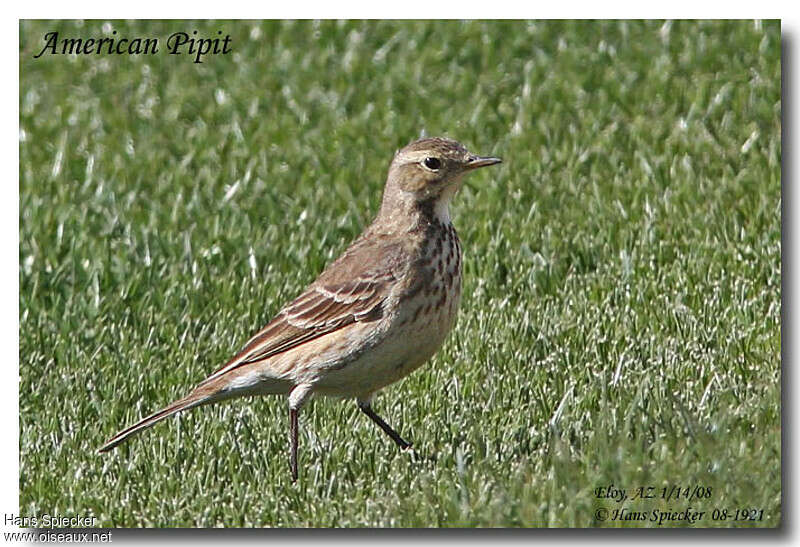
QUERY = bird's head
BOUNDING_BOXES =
[378,137,501,225]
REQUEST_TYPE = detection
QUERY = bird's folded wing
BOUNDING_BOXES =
[203,238,406,382]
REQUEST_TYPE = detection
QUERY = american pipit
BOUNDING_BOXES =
[99,137,501,481]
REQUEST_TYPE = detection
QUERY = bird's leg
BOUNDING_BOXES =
[289,407,298,482]
[287,383,314,483]
[358,401,412,450]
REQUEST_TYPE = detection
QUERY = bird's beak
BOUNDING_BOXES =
[465,155,502,170]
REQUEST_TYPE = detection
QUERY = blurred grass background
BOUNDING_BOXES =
[19,20,780,527]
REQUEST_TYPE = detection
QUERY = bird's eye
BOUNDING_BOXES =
[423,157,442,170]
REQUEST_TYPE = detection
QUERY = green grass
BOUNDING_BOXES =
[19,20,780,527]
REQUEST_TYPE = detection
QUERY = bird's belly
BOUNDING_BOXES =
[313,271,462,398]
[309,223,463,399]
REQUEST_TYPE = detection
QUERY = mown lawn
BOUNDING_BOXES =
[19,20,780,527]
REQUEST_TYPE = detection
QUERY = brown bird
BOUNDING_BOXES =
[98,137,501,481]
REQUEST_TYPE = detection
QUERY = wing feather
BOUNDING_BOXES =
[202,235,407,382]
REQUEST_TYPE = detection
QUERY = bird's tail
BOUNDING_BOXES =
[97,391,213,453]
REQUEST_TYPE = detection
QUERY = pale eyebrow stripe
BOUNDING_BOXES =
[395,150,435,164]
